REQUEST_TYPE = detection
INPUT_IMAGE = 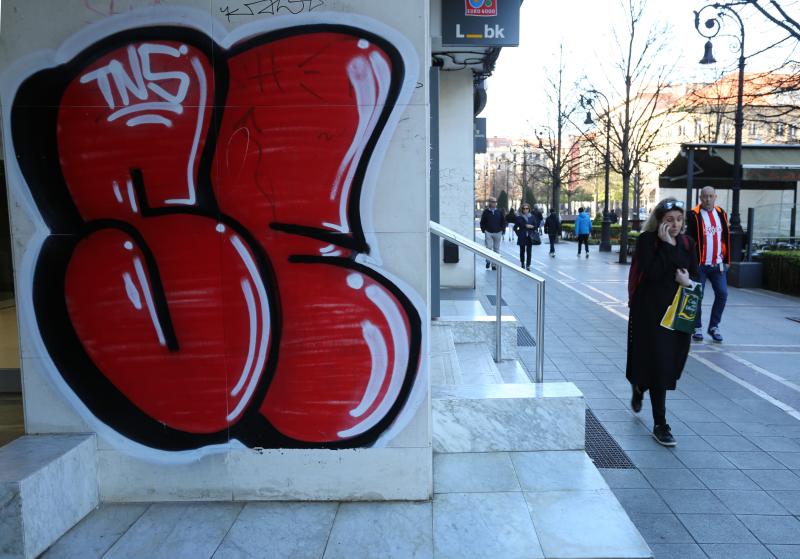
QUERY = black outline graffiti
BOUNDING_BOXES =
[220,0,326,23]
[10,24,421,452]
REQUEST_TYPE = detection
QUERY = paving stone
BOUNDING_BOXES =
[721,451,787,470]
[626,450,685,469]
[656,489,728,514]
[639,468,705,490]
[684,422,738,436]
[611,488,670,514]
[42,504,148,559]
[768,544,800,559]
[701,543,778,559]
[767,490,800,514]
[649,543,707,559]
[692,468,760,490]
[598,468,651,489]
[744,469,800,491]
[748,436,800,452]
[677,513,757,544]
[770,452,800,469]
[703,435,760,452]
[433,453,519,494]
[673,450,735,469]
[737,515,800,545]
[712,490,789,515]
[627,512,694,544]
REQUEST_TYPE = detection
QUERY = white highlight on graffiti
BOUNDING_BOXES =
[326,49,389,233]
[357,39,369,49]
[132,257,166,347]
[226,235,270,422]
[122,272,143,310]
[80,43,191,128]
[125,179,138,213]
[349,320,388,418]
[164,56,206,206]
[231,278,257,398]
[319,244,336,254]
[326,250,343,257]
[216,223,226,233]
[346,272,364,290]
[112,181,123,203]
[338,284,409,438]
[123,241,134,250]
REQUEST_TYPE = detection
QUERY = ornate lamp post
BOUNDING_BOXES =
[695,2,746,261]
[581,90,612,252]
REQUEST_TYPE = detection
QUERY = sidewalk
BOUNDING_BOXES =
[480,234,800,559]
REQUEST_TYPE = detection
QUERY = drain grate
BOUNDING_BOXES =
[517,327,536,347]
[585,409,635,469]
[485,294,507,306]
[788,317,800,324]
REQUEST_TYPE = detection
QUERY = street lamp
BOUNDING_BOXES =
[695,2,746,261]
[581,90,613,252]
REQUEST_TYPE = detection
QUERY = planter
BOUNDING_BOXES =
[758,251,800,296]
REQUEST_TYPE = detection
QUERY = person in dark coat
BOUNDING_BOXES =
[544,208,560,257]
[514,203,539,270]
[627,197,699,447]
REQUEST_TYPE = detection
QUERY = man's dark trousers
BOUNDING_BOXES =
[548,234,557,254]
[695,264,728,330]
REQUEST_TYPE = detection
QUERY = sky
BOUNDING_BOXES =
[482,0,800,138]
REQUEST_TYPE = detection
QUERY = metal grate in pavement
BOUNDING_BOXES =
[787,316,800,324]
[517,327,536,347]
[486,294,508,306]
[585,408,635,469]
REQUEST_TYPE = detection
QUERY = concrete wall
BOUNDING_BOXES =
[438,70,476,289]
[1,0,431,501]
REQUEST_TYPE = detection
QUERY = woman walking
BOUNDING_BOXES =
[514,204,539,270]
[627,198,699,447]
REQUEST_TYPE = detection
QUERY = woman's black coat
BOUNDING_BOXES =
[514,213,539,246]
[626,231,699,391]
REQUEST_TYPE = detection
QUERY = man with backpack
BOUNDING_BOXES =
[686,186,729,343]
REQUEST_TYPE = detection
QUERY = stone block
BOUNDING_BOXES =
[434,316,518,360]
[0,435,98,559]
[728,261,763,288]
[432,382,585,453]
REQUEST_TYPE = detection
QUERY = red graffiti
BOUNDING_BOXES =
[13,27,420,449]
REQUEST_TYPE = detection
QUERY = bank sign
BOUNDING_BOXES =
[442,0,520,47]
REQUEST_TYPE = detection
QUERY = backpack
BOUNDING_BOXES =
[627,234,690,307]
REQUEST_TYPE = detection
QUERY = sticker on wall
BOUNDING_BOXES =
[3,8,423,454]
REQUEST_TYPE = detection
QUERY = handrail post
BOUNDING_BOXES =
[495,265,502,362]
[535,281,545,383]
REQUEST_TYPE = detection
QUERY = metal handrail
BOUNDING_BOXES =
[429,221,546,383]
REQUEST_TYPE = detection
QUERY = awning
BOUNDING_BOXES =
[659,143,800,190]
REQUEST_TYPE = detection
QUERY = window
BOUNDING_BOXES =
[790,125,798,140]
[749,122,758,136]
[694,120,703,136]
[776,123,785,137]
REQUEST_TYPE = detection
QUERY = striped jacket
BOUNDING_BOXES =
[687,205,730,266]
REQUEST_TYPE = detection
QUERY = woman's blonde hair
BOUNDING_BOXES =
[643,197,685,233]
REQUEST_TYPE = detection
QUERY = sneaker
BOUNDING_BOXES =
[631,385,643,413]
[526,265,531,271]
[708,326,723,343]
[692,328,704,342]
[550,253,555,258]
[585,252,589,258]
[577,253,581,257]
[652,424,676,447]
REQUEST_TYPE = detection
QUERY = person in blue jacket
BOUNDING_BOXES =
[575,207,592,258]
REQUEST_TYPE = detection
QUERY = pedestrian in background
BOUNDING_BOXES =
[544,208,560,258]
[514,204,539,270]
[575,207,592,258]
[505,207,517,242]
[627,198,699,447]
[687,186,729,343]
[480,196,505,270]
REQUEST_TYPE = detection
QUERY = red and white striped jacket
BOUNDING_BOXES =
[687,205,730,266]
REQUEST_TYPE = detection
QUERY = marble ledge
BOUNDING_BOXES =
[433,381,583,401]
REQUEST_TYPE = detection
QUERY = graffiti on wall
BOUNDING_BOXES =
[5,10,422,453]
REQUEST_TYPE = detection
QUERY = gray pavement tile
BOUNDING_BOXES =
[737,515,800,545]
[591,409,636,422]
[744,469,800,491]
[214,502,337,559]
[770,452,800,469]
[104,503,242,559]
[670,409,721,423]
[639,468,706,490]
[693,468,761,490]
[673,450,736,469]
[749,436,800,452]
[677,513,758,544]
[612,435,662,451]
[684,422,738,436]
[598,468,651,489]
[585,397,626,410]
[627,512,694,544]
[649,543,707,559]
[611,488,671,514]
[433,452,520,494]
[627,450,685,469]
[767,490,800,514]
[700,543,777,559]
[42,504,149,559]
[327,502,433,559]
[656,489,729,514]
[721,451,787,470]
[702,435,761,452]
[726,422,777,436]
[712,490,789,515]
[769,544,800,558]
[511,451,607,492]
[669,435,713,451]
